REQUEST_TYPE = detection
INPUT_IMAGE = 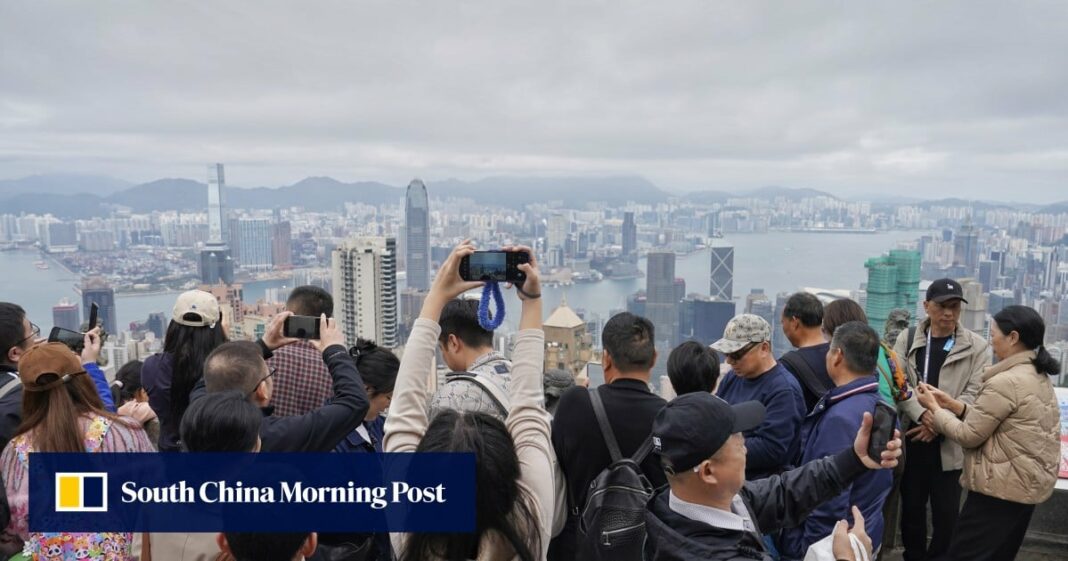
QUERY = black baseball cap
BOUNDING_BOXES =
[926,278,968,304]
[651,393,765,474]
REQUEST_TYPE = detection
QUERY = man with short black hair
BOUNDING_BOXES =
[427,298,513,420]
[549,312,667,559]
[643,391,902,561]
[200,314,369,452]
[219,532,317,561]
[779,292,834,411]
[268,285,336,417]
[779,321,892,560]
[713,314,806,480]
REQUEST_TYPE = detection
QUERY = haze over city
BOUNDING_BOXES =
[2,1,1067,202]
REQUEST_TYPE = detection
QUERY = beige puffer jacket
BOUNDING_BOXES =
[932,350,1061,504]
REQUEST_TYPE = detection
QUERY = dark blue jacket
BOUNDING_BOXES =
[716,364,806,480]
[778,376,892,560]
[334,415,385,454]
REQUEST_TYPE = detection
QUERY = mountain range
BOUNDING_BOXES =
[0,173,1064,219]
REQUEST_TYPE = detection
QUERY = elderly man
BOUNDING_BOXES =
[643,392,902,561]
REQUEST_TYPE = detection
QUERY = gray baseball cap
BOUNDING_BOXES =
[710,314,772,354]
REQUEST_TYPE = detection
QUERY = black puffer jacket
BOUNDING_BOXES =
[644,449,868,561]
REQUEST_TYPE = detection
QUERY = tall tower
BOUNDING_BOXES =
[405,179,431,291]
[81,277,117,333]
[199,163,235,284]
[622,211,637,263]
[332,237,399,348]
[709,243,734,301]
[52,299,80,331]
[646,251,679,352]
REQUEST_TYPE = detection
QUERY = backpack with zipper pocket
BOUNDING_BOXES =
[578,387,654,561]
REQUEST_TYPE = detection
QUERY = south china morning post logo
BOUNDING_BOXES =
[54,472,108,513]
[32,452,476,533]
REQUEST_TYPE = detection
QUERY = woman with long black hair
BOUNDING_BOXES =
[141,290,228,452]
[917,305,1061,561]
[385,242,552,561]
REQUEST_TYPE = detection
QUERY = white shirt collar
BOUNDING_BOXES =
[667,491,755,533]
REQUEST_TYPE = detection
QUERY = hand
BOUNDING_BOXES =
[831,506,872,561]
[502,244,541,301]
[920,382,962,414]
[262,311,300,351]
[853,411,903,469]
[915,383,940,411]
[905,424,938,442]
[312,315,345,352]
[423,241,484,320]
[919,410,936,431]
[81,327,103,364]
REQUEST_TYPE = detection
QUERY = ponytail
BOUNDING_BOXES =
[349,338,399,396]
[1033,345,1062,377]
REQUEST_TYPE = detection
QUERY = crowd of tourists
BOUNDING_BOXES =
[0,242,1060,561]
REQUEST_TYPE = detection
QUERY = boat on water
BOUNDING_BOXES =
[34,260,50,270]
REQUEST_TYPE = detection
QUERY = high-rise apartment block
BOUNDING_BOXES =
[81,277,117,333]
[864,249,921,332]
[332,237,398,348]
[543,298,593,377]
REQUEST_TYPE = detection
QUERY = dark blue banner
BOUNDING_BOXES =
[29,453,475,533]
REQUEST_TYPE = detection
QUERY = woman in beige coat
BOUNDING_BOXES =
[916,305,1061,561]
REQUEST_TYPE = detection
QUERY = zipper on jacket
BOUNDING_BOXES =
[600,522,644,546]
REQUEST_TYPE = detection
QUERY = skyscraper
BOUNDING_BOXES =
[959,278,989,338]
[709,243,734,301]
[332,237,399,348]
[646,251,679,352]
[199,163,234,285]
[864,249,921,332]
[81,277,117,333]
[52,299,80,331]
[236,218,273,270]
[953,222,980,274]
[405,179,431,291]
[271,221,292,269]
[622,211,637,262]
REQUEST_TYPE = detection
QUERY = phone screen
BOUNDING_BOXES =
[284,315,321,339]
[585,362,605,387]
[469,252,508,281]
[867,402,898,462]
[88,302,99,331]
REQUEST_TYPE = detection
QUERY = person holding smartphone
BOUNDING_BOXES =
[778,321,893,560]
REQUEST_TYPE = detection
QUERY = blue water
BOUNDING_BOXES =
[0,230,930,334]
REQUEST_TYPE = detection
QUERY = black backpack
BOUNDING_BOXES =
[579,387,654,561]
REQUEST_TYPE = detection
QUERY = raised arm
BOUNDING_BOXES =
[383,241,483,454]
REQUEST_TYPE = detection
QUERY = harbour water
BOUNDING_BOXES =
[0,230,932,334]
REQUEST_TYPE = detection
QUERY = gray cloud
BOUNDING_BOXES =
[1,1,1066,201]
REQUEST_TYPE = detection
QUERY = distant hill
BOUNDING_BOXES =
[681,190,732,204]
[917,198,1019,211]
[0,174,132,197]
[431,176,668,207]
[1040,201,1068,214]
[747,186,837,201]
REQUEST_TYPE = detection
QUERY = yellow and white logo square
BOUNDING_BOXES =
[55,472,108,513]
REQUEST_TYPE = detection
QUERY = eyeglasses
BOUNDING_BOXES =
[11,322,41,351]
[247,368,277,398]
[726,342,759,362]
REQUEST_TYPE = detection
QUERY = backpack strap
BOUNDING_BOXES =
[588,387,623,463]
[446,372,510,416]
[0,375,20,401]
[779,351,831,399]
[905,326,917,356]
[631,435,654,464]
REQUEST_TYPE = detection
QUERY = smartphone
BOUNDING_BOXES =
[459,250,530,283]
[867,401,898,463]
[88,302,99,331]
[48,326,86,353]
[283,315,321,339]
[584,362,604,388]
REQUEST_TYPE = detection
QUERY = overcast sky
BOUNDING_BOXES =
[2,1,1066,202]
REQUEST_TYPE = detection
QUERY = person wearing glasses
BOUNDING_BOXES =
[196,313,369,453]
[0,302,115,450]
[712,313,806,480]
